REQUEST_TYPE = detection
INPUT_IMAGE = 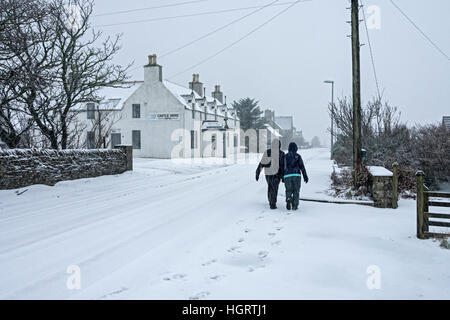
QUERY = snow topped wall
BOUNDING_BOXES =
[0,147,131,190]
[368,166,398,209]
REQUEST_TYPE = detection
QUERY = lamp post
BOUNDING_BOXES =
[324,80,334,160]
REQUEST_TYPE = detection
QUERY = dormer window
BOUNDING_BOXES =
[87,103,95,119]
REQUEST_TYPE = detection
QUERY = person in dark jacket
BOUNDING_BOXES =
[283,142,308,211]
[256,139,286,210]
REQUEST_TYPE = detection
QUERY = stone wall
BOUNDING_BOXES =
[368,166,398,209]
[371,175,394,208]
[0,146,133,190]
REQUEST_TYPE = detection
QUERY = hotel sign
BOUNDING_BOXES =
[149,113,180,121]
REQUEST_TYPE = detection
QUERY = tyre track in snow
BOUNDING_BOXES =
[0,167,234,252]
[0,163,258,299]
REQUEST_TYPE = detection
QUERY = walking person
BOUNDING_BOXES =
[256,139,285,210]
[283,142,309,211]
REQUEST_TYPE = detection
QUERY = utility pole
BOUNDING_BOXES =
[351,0,362,187]
[324,80,334,159]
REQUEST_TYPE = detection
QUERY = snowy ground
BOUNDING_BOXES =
[0,148,449,300]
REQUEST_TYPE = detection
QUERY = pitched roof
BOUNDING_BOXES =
[73,82,144,111]
[275,116,293,130]
[163,80,238,119]
[73,80,239,120]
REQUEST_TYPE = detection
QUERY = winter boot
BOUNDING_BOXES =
[270,203,277,210]
[286,200,292,211]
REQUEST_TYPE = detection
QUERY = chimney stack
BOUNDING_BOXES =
[264,109,275,122]
[212,85,224,103]
[144,54,162,83]
[189,74,203,97]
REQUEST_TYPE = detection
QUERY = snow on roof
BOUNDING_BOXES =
[98,82,143,102]
[73,82,143,111]
[163,80,238,119]
[264,124,283,138]
[275,116,293,130]
[368,166,393,177]
[201,120,224,130]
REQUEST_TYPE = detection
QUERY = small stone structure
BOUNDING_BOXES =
[0,146,133,190]
[368,164,398,209]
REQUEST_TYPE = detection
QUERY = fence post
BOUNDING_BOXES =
[115,145,133,171]
[416,170,425,239]
[392,162,399,209]
[423,185,429,235]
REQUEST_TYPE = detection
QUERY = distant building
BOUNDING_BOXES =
[73,55,241,159]
[443,116,450,129]
[263,110,283,147]
[264,109,305,150]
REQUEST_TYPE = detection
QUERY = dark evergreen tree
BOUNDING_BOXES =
[232,98,266,131]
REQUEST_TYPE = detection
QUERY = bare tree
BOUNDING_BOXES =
[3,0,131,149]
[88,106,123,149]
[0,0,52,147]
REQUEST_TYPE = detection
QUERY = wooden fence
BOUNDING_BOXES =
[416,171,450,239]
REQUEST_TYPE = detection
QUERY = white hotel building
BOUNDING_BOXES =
[74,55,241,159]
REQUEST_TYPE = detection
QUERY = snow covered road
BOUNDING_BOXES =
[0,148,449,299]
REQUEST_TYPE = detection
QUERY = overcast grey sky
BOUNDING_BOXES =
[91,0,450,146]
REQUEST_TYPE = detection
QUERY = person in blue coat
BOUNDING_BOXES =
[283,142,309,211]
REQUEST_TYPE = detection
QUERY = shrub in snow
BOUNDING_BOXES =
[440,238,450,250]
[329,97,450,193]
[330,166,372,201]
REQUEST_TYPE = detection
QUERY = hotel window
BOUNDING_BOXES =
[190,130,198,149]
[87,103,95,120]
[132,130,141,149]
[212,135,217,150]
[87,131,95,149]
[132,104,141,119]
[111,133,121,148]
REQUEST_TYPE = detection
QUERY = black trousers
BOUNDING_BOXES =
[265,175,281,206]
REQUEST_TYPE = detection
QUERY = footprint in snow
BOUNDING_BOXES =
[209,275,226,281]
[202,259,217,267]
[189,291,210,300]
[244,228,251,234]
[237,238,245,243]
[258,251,269,260]
[268,232,276,238]
[227,246,242,253]
[163,273,187,281]
[248,264,265,273]
[272,240,282,247]
[276,226,283,231]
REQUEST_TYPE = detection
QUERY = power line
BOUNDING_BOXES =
[168,0,308,79]
[160,0,281,59]
[360,0,381,99]
[389,0,449,61]
[94,0,210,17]
[93,2,301,28]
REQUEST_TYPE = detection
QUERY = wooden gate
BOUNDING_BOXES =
[416,171,450,239]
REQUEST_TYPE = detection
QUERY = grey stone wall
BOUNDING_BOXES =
[371,175,395,208]
[0,148,132,190]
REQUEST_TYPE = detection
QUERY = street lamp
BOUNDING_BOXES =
[324,80,334,160]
